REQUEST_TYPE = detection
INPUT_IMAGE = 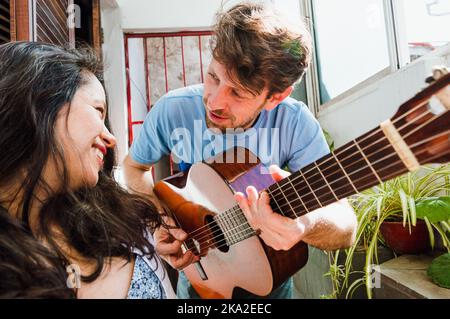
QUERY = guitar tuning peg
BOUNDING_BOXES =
[425,65,449,84]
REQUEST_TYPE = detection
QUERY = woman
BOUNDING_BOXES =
[0,41,177,298]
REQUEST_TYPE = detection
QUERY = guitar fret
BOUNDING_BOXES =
[227,209,237,244]
[315,161,339,201]
[220,207,254,246]
[354,139,383,185]
[233,209,245,244]
[267,188,285,216]
[299,170,323,207]
[286,175,309,214]
[276,183,295,217]
[225,211,235,245]
[235,208,248,243]
[331,152,359,194]
[243,208,256,240]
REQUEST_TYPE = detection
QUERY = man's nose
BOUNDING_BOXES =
[208,86,229,110]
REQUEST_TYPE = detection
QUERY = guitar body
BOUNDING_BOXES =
[154,148,308,298]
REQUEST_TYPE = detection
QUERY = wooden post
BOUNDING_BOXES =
[92,0,102,58]
[10,0,32,41]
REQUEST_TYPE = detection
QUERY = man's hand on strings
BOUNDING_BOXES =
[235,165,306,251]
[154,215,199,270]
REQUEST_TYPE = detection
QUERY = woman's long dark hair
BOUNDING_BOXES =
[0,42,163,297]
[0,210,73,298]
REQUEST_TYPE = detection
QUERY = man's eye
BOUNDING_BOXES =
[209,72,219,82]
[96,107,105,116]
[232,90,243,99]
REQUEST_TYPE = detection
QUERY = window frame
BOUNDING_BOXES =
[300,0,412,116]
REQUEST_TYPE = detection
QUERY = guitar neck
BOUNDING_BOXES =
[266,126,410,219]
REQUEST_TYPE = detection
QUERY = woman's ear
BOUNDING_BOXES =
[264,86,294,111]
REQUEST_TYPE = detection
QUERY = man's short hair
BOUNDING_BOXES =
[211,2,312,97]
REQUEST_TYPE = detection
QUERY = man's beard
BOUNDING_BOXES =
[203,97,266,133]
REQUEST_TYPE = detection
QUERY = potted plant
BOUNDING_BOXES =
[326,164,450,299]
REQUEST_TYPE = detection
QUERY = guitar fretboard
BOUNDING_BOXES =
[267,126,407,219]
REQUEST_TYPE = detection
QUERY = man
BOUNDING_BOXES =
[123,2,357,299]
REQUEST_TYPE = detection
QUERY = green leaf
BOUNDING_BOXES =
[409,196,417,226]
[416,197,450,223]
[424,216,435,250]
[427,253,450,289]
[281,39,303,59]
[441,221,450,233]
[399,188,408,227]
[376,196,383,220]
[323,129,335,152]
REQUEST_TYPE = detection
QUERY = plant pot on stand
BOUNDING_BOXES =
[380,220,431,255]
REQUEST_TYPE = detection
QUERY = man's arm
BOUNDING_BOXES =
[122,154,155,196]
[235,165,357,251]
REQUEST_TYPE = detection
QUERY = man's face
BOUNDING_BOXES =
[203,59,271,132]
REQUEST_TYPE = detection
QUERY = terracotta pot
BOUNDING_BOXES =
[380,220,430,255]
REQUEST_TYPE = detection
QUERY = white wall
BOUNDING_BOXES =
[317,44,450,148]
[116,0,223,32]
[115,0,300,32]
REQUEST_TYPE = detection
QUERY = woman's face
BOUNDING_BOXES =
[53,72,116,190]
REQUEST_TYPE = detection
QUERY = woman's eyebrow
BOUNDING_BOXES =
[91,99,107,112]
[92,99,106,107]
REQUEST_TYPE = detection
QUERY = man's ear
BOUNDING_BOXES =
[264,86,293,111]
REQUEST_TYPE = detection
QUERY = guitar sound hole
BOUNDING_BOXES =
[205,215,229,253]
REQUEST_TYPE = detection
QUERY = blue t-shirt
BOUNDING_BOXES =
[130,84,329,171]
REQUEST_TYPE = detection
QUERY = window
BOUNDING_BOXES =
[0,0,10,45]
[402,0,450,61]
[273,0,309,106]
[311,0,391,104]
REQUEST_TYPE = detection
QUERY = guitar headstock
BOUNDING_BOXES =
[388,66,450,166]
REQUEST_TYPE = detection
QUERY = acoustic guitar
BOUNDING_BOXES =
[154,68,450,298]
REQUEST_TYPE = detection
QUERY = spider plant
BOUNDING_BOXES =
[327,164,450,299]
